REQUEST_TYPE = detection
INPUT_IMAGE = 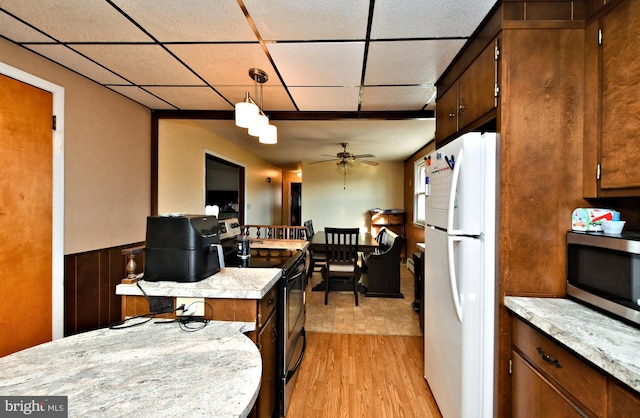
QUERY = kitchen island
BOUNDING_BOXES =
[116,266,284,418]
[505,297,640,416]
[0,320,260,418]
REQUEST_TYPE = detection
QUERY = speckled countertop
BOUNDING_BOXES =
[505,297,640,393]
[0,320,261,418]
[116,267,282,299]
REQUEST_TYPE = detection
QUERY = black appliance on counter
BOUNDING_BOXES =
[144,215,222,282]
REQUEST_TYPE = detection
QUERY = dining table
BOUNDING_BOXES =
[309,230,379,293]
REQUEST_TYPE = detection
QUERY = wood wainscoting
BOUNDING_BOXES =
[64,242,144,336]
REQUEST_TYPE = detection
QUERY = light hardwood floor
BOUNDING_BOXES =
[286,264,442,417]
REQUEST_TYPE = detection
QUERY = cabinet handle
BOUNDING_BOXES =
[267,297,275,307]
[536,346,562,368]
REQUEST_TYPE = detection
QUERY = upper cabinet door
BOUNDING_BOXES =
[585,0,640,197]
[458,40,498,131]
[600,0,640,191]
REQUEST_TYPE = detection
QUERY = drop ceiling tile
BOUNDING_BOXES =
[107,85,176,109]
[243,0,369,40]
[365,40,466,85]
[0,11,55,42]
[0,0,151,42]
[167,43,279,86]
[360,86,436,111]
[214,85,296,111]
[267,42,364,86]
[288,87,360,111]
[371,0,497,38]
[145,86,233,110]
[25,44,130,85]
[72,44,203,85]
[112,0,256,42]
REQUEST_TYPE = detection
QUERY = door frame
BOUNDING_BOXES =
[0,62,65,340]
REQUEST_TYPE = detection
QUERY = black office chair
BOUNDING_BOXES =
[321,227,360,306]
[304,220,326,280]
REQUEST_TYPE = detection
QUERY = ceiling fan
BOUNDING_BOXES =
[310,143,379,189]
[309,143,379,167]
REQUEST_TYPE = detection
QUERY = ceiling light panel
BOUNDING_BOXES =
[26,44,130,85]
[371,0,497,38]
[243,0,369,40]
[145,86,233,110]
[108,86,177,109]
[112,0,257,42]
[215,85,296,111]
[167,44,279,86]
[267,42,364,86]
[365,40,466,85]
[72,44,203,85]
[0,0,151,42]
[288,87,360,111]
[360,85,437,111]
[0,12,55,42]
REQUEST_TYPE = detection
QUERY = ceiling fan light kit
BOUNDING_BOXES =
[234,68,277,144]
[310,143,379,189]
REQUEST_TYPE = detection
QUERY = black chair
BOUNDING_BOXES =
[321,227,360,306]
[304,220,326,280]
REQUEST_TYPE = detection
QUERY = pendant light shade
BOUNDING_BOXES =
[235,93,258,128]
[259,123,277,144]
[248,113,268,137]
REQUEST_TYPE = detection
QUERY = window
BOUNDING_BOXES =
[414,158,427,225]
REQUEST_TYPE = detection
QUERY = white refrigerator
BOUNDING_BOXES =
[423,132,497,418]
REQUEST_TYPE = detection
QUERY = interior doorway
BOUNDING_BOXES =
[290,183,302,226]
[205,154,245,222]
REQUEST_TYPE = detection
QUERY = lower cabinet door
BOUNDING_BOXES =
[256,310,277,418]
[512,352,585,418]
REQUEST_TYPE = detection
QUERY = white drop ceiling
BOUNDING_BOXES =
[0,0,498,171]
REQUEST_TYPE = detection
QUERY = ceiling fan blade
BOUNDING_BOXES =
[309,158,339,164]
[352,154,376,159]
[358,159,380,166]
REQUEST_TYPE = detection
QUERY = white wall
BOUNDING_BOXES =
[0,38,151,254]
[158,119,282,224]
[301,160,404,232]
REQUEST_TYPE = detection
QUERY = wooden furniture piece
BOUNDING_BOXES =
[304,219,326,280]
[321,227,361,306]
[511,317,640,417]
[359,228,406,298]
[309,231,378,253]
[369,210,406,259]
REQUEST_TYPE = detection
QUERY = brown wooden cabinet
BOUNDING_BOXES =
[584,0,640,197]
[435,39,498,143]
[120,283,279,418]
[512,317,640,418]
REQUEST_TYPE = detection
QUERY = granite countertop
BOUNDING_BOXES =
[0,320,261,417]
[505,297,640,393]
[116,267,282,299]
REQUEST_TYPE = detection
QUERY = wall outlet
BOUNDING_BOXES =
[176,297,205,316]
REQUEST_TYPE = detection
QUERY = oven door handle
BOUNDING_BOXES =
[286,328,306,383]
[287,269,304,285]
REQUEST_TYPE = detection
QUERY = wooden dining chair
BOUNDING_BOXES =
[304,220,326,281]
[321,227,360,306]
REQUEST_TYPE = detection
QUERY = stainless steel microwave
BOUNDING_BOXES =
[567,231,640,326]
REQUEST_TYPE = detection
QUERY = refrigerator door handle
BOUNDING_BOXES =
[447,235,463,322]
[447,147,464,235]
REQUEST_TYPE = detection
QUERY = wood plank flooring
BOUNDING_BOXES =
[286,263,442,417]
[286,333,442,417]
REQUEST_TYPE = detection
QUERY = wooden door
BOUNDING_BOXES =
[0,74,53,357]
